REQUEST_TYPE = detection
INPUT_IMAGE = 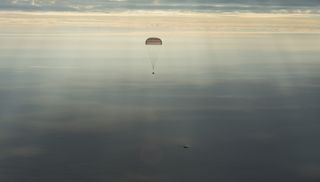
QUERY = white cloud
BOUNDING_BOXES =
[0,11,319,34]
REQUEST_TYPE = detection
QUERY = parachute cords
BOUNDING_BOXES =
[152,65,155,75]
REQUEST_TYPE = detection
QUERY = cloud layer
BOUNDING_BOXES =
[0,0,320,13]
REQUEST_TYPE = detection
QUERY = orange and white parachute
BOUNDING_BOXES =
[145,37,162,74]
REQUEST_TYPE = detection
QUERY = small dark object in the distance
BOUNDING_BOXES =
[152,72,155,74]
[183,145,190,149]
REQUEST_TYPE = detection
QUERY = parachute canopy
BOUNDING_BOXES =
[145,37,162,45]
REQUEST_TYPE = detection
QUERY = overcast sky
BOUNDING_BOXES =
[0,0,320,12]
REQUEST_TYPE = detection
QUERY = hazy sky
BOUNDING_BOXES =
[0,0,320,12]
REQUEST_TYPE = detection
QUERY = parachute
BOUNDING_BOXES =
[146,37,162,45]
[145,37,162,74]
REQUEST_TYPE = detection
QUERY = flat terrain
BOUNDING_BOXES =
[0,12,320,182]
